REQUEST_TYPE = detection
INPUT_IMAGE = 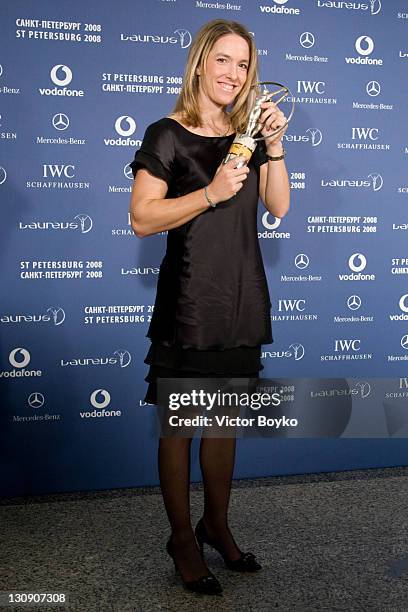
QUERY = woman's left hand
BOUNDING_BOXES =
[258,101,288,148]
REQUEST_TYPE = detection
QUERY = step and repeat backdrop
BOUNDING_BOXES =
[1,0,408,496]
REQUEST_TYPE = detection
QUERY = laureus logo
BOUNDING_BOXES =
[284,127,323,146]
[369,0,381,15]
[262,342,305,361]
[1,307,66,325]
[317,0,381,15]
[320,172,382,191]
[114,350,132,367]
[120,28,191,48]
[0,166,7,185]
[47,307,65,325]
[74,214,93,233]
[353,381,372,398]
[174,29,192,49]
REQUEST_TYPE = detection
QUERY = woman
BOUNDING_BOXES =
[129,19,290,596]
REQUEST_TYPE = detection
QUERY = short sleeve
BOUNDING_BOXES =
[129,119,175,185]
[251,137,269,169]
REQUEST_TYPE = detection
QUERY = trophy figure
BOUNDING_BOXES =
[224,82,295,168]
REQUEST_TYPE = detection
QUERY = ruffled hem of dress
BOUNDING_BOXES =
[146,334,273,351]
[143,364,263,406]
[144,341,265,375]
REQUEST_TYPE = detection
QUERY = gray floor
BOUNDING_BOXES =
[1,467,408,611]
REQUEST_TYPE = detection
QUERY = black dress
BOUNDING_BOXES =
[129,118,273,405]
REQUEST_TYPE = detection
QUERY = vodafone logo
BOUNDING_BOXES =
[260,0,300,15]
[399,294,408,313]
[104,116,140,147]
[50,65,73,87]
[0,348,42,378]
[90,389,111,408]
[262,213,281,230]
[9,347,30,368]
[115,116,137,137]
[338,253,375,281]
[355,36,374,56]
[349,253,367,273]
[259,213,290,239]
[345,35,382,66]
[39,64,84,97]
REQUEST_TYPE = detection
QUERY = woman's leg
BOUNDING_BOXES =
[199,437,242,560]
[158,437,213,581]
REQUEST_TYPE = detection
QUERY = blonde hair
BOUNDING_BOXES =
[172,19,258,133]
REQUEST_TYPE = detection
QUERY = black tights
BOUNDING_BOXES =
[158,436,242,582]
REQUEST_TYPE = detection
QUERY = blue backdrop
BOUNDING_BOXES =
[1,0,408,496]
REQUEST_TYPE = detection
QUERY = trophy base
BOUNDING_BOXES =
[224,134,257,167]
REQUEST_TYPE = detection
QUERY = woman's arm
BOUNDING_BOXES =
[129,169,209,238]
[258,142,290,219]
[129,158,250,238]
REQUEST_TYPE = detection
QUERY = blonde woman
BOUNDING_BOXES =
[129,19,290,596]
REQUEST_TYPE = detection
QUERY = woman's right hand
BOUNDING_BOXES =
[206,157,250,205]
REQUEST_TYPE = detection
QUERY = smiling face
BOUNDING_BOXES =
[196,33,250,110]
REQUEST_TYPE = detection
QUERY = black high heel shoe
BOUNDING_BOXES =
[195,518,262,573]
[166,535,223,595]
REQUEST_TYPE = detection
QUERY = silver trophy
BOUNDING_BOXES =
[224,81,295,167]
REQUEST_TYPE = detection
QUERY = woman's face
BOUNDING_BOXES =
[197,33,250,108]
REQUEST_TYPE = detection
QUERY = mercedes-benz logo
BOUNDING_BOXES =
[90,389,111,408]
[295,253,309,270]
[0,65,3,78]
[401,335,408,351]
[349,253,366,273]
[299,32,315,49]
[52,113,70,131]
[347,295,362,311]
[262,212,281,230]
[355,35,374,57]
[366,80,381,97]
[115,115,136,137]
[0,166,7,185]
[124,164,133,180]
[28,392,45,408]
